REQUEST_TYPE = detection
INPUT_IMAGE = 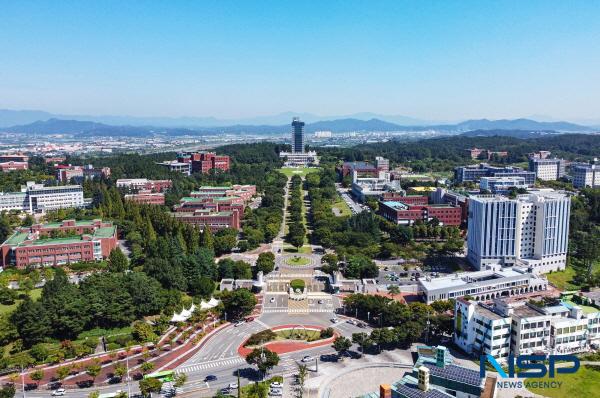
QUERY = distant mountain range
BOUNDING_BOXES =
[0,109,434,129]
[0,110,596,138]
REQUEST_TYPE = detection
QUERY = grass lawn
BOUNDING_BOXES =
[526,365,600,398]
[278,167,320,177]
[286,256,311,266]
[284,245,312,254]
[332,197,352,217]
[275,328,321,341]
[546,267,581,291]
[0,288,42,315]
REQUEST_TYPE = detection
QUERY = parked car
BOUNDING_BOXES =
[301,355,313,362]
[245,317,255,322]
[270,382,282,388]
[228,382,239,389]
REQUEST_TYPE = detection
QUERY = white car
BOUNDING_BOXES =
[51,389,66,396]
[270,382,282,388]
[330,317,338,323]
[270,297,275,303]
[301,355,313,362]
[228,382,239,389]
[234,320,245,327]
[269,389,283,397]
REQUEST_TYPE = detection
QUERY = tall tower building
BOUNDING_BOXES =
[467,190,570,273]
[291,117,305,153]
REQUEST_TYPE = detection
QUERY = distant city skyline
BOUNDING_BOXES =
[2,1,600,121]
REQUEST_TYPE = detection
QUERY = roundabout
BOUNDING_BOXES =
[276,253,319,269]
[238,324,337,356]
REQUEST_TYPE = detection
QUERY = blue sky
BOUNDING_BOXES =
[1,1,600,121]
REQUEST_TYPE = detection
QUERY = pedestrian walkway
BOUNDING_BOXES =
[288,300,309,314]
[177,357,246,374]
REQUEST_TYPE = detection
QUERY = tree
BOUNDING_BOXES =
[221,288,257,320]
[255,252,275,275]
[140,361,155,374]
[132,321,158,343]
[11,297,51,347]
[88,391,99,398]
[200,227,215,251]
[295,364,308,398]
[332,336,352,358]
[245,347,280,378]
[108,248,129,272]
[352,332,372,355]
[0,384,15,398]
[387,285,400,299]
[113,364,127,380]
[86,363,101,383]
[173,373,187,388]
[56,366,71,382]
[139,377,162,397]
[30,369,44,385]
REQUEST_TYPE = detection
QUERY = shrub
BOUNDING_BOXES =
[245,329,277,347]
[290,279,305,291]
[320,328,334,339]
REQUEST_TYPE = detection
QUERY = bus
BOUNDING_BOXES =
[144,370,175,382]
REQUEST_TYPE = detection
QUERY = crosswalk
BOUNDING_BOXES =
[262,307,334,313]
[177,357,246,373]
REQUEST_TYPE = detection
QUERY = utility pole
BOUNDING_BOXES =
[126,352,132,398]
[20,365,25,398]
[237,369,241,398]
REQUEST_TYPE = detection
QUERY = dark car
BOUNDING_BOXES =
[205,375,218,382]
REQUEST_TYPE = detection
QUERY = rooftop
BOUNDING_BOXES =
[418,268,529,291]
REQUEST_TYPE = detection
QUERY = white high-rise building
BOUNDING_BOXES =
[467,190,570,273]
[0,181,85,213]
[572,163,600,188]
[528,158,566,181]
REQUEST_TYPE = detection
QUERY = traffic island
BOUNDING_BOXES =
[238,325,337,356]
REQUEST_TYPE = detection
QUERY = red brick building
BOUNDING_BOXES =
[172,184,256,231]
[173,210,240,231]
[116,178,172,192]
[177,152,230,174]
[378,200,461,226]
[124,192,165,205]
[0,161,29,172]
[0,219,118,268]
[380,193,428,206]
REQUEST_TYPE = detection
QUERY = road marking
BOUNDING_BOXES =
[177,357,246,373]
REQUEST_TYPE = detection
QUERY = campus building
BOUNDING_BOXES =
[418,267,548,304]
[479,176,527,194]
[432,188,471,225]
[124,191,165,205]
[172,185,256,231]
[454,297,600,361]
[116,178,172,192]
[0,219,118,268]
[0,161,28,172]
[338,157,390,178]
[157,152,230,175]
[351,170,403,202]
[454,163,535,185]
[465,148,508,160]
[528,157,566,181]
[378,200,462,226]
[467,190,571,273]
[361,346,486,398]
[279,118,319,166]
[572,163,600,188]
[0,181,87,213]
[55,164,111,182]
[0,154,29,163]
